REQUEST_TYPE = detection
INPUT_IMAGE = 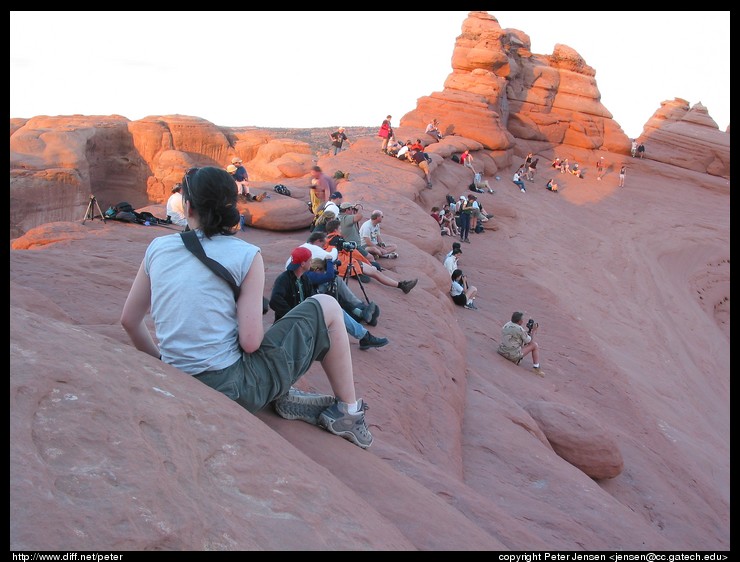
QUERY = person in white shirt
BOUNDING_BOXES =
[443,247,462,277]
[396,141,411,161]
[450,268,477,309]
[359,210,398,259]
[166,184,188,227]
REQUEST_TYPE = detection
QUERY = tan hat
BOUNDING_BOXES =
[226,164,237,173]
[231,156,242,164]
[340,202,356,210]
[338,127,345,131]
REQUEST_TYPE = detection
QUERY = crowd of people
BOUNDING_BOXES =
[127,122,649,451]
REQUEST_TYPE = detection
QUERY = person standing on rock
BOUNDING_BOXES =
[618,165,627,187]
[596,157,605,181]
[309,166,336,215]
[637,143,645,159]
[378,115,393,154]
[329,127,350,156]
[120,166,374,449]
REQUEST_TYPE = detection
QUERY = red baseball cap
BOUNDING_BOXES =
[287,247,312,271]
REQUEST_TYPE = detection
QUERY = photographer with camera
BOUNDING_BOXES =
[270,247,388,354]
[299,232,381,326]
[324,219,418,294]
[450,269,477,310]
[496,311,545,377]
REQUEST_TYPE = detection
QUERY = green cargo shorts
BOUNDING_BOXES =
[194,298,331,413]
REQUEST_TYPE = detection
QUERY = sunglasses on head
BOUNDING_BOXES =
[182,167,199,201]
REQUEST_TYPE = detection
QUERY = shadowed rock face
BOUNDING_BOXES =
[402,11,630,155]
[638,99,730,178]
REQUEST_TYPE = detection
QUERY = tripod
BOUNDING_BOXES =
[342,247,371,304]
[81,194,106,224]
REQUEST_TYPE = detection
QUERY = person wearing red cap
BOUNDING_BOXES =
[271,246,388,351]
[121,166,373,448]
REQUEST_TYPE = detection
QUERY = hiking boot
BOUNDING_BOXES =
[398,279,418,294]
[368,303,380,326]
[532,367,546,378]
[318,400,373,448]
[273,387,336,425]
[255,192,268,202]
[359,331,389,350]
[362,302,378,324]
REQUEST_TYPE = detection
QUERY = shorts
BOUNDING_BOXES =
[497,347,523,364]
[451,293,468,306]
[194,298,330,413]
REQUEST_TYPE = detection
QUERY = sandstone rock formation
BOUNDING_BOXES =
[524,400,624,480]
[10,134,730,550]
[10,115,318,237]
[401,11,631,159]
[638,99,730,178]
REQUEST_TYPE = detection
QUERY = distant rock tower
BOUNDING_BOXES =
[401,11,630,154]
[638,99,730,178]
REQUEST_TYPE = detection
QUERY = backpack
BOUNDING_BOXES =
[114,202,134,214]
[274,184,291,196]
[451,154,460,164]
[474,222,484,234]
[445,194,456,206]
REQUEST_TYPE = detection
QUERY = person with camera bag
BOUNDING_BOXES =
[121,166,374,449]
[496,311,545,377]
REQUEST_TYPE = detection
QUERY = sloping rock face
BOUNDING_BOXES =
[639,99,730,178]
[524,401,624,480]
[401,11,630,156]
[10,115,316,238]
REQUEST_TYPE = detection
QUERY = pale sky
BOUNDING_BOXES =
[10,11,730,139]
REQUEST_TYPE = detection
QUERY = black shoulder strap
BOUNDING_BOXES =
[180,230,240,300]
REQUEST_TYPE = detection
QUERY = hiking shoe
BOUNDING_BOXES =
[385,252,398,259]
[318,400,373,448]
[255,192,268,202]
[362,302,378,324]
[464,301,478,310]
[398,279,418,294]
[368,303,380,326]
[532,367,546,378]
[359,331,389,350]
[273,387,336,425]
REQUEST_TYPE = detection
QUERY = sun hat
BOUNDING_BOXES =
[340,202,356,210]
[231,157,243,164]
[286,247,312,271]
[226,164,237,174]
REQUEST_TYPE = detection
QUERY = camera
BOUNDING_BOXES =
[342,241,357,251]
[329,236,346,249]
[526,318,537,334]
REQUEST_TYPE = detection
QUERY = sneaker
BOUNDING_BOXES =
[362,302,378,324]
[273,387,336,425]
[318,400,373,448]
[520,187,526,193]
[368,303,380,326]
[464,300,478,310]
[255,192,268,202]
[532,367,546,378]
[463,238,471,243]
[386,252,398,259]
[398,279,418,294]
[359,331,389,350]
